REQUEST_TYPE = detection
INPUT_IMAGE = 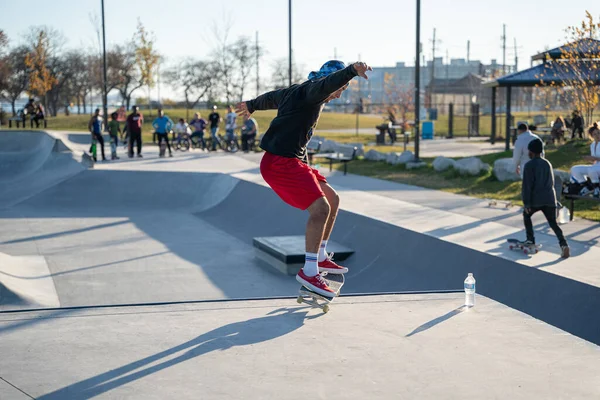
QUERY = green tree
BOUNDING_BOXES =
[24,29,57,111]
[558,11,600,125]
[133,20,160,116]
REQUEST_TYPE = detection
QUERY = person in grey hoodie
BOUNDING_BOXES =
[521,138,570,258]
[513,123,542,178]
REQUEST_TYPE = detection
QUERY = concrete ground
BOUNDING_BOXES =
[1,130,599,399]
[1,294,599,400]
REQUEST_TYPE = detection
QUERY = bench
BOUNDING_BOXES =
[564,194,600,221]
[8,115,25,128]
[314,146,358,176]
[7,114,47,129]
[306,139,322,165]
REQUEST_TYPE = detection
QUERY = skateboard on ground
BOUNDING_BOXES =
[488,199,513,208]
[297,272,345,313]
[507,238,542,255]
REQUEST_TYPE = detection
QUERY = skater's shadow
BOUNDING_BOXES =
[38,307,318,400]
[405,306,466,337]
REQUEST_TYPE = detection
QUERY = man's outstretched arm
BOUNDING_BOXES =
[236,88,288,117]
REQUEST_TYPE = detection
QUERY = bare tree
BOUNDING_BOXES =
[270,57,305,90]
[0,46,29,115]
[209,17,236,104]
[112,44,143,110]
[165,58,217,119]
[229,36,263,101]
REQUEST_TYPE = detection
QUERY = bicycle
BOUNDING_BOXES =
[169,130,191,152]
[205,133,239,153]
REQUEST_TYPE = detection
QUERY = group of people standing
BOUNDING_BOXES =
[88,106,144,161]
[88,105,260,160]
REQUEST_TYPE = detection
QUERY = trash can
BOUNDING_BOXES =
[422,121,434,140]
[375,124,387,144]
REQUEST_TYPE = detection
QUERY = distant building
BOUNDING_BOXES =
[334,57,510,107]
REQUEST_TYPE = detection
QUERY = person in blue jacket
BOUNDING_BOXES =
[153,109,174,157]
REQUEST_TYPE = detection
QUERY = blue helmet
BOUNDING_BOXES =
[308,60,346,80]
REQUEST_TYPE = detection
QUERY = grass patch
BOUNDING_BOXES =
[331,140,600,221]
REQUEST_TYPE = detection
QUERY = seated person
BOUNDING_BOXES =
[189,112,207,149]
[240,114,258,152]
[569,122,600,197]
[173,118,191,142]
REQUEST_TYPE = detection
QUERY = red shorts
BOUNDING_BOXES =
[260,152,327,210]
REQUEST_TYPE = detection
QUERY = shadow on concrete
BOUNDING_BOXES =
[0,220,130,245]
[0,251,170,280]
[0,308,76,335]
[406,306,466,337]
[37,308,318,400]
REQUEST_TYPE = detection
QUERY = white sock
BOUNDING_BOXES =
[318,240,328,262]
[303,252,319,276]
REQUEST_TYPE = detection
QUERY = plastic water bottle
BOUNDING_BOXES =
[464,273,476,307]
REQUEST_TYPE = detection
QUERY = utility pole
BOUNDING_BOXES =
[467,40,470,63]
[513,38,518,72]
[334,47,338,59]
[356,53,361,136]
[414,0,421,162]
[256,31,260,97]
[429,28,437,108]
[501,24,506,75]
[101,0,108,129]
[157,58,161,106]
[288,0,292,86]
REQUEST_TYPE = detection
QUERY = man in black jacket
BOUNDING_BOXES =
[521,138,570,258]
[235,60,371,296]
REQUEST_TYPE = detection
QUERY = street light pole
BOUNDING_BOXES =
[101,0,108,129]
[414,0,421,161]
[288,0,292,86]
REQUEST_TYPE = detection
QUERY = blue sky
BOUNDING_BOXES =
[1,0,598,98]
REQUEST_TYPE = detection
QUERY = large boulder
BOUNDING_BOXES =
[345,143,365,157]
[365,149,387,161]
[320,139,338,152]
[554,169,570,184]
[406,161,427,170]
[455,157,490,176]
[386,150,414,165]
[432,156,456,172]
[319,140,364,158]
[493,158,520,182]
[397,150,414,164]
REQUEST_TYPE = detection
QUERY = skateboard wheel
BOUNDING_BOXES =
[523,249,528,255]
[296,296,303,304]
[322,305,330,313]
[509,245,513,250]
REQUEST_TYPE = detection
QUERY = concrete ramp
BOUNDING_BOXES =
[0,131,87,208]
[0,251,60,309]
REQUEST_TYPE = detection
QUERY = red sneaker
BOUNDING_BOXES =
[296,270,336,297]
[318,254,348,274]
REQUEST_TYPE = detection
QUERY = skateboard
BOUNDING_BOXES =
[110,136,118,160]
[488,199,513,208]
[159,139,167,158]
[296,272,345,313]
[90,137,97,162]
[507,238,542,255]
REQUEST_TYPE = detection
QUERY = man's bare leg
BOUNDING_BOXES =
[319,182,340,241]
[304,197,330,276]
